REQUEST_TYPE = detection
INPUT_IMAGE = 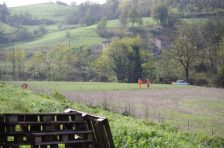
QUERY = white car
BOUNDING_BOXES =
[172,80,190,85]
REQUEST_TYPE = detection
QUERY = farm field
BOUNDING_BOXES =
[1,81,224,147]
[10,81,224,138]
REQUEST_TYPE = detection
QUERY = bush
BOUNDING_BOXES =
[11,27,34,41]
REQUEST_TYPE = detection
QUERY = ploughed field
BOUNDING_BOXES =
[11,81,224,137]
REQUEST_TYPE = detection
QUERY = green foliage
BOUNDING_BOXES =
[0,82,65,113]
[0,3,9,23]
[96,17,110,38]
[118,1,129,28]
[167,24,201,82]
[1,82,223,147]
[152,3,169,27]
[33,26,48,37]
[12,27,34,41]
[216,38,224,87]
[103,37,143,82]
[129,5,142,27]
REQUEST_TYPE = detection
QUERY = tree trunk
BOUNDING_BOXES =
[185,67,189,82]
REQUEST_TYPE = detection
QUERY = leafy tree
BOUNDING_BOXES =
[201,18,224,75]
[119,0,130,34]
[14,49,26,80]
[12,27,34,41]
[65,31,71,49]
[96,17,109,38]
[33,26,48,37]
[169,24,201,82]
[0,31,7,43]
[129,5,142,27]
[28,52,44,80]
[102,37,143,82]
[152,2,168,27]
[216,38,224,87]
[0,3,9,23]
[105,0,120,19]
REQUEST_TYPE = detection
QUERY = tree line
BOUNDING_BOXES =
[1,17,223,87]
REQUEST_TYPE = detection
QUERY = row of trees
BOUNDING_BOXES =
[65,0,224,26]
[0,36,151,82]
[1,18,224,87]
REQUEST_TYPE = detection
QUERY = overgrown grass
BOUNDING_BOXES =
[10,81,224,138]
[0,82,65,113]
[11,81,191,91]
[0,81,223,147]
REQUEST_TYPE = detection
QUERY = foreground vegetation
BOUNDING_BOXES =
[1,81,223,147]
[11,81,223,137]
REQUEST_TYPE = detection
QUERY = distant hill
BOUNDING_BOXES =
[0,17,157,50]
[9,3,75,22]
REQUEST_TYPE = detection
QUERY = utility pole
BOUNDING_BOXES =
[12,42,15,80]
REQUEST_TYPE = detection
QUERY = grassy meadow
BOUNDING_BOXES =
[0,8,203,51]
[0,17,157,50]
[1,81,224,147]
[9,3,75,22]
[9,81,224,138]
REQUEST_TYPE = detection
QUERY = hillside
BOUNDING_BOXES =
[0,81,223,147]
[9,3,75,22]
[0,17,157,50]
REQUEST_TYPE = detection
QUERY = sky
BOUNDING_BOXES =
[1,0,106,7]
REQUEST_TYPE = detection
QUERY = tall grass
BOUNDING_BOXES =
[1,81,223,147]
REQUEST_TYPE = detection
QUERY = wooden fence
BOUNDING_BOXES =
[0,110,114,148]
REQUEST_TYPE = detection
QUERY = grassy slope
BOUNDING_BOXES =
[2,1,205,50]
[16,17,156,49]
[0,17,156,50]
[0,22,15,34]
[1,81,223,147]
[9,3,75,22]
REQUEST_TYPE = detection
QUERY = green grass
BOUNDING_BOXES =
[0,17,157,50]
[14,25,103,49]
[0,22,15,34]
[106,17,157,28]
[11,81,191,91]
[9,3,75,22]
[181,18,208,24]
[1,81,223,147]
[0,82,65,113]
[183,99,224,110]
[11,81,223,138]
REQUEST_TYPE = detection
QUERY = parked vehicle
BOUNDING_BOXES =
[172,80,190,85]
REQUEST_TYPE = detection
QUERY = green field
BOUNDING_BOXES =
[0,17,203,50]
[1,81,223,147]
[12,81,188,91]
[9,3,75,22]
[9,81,224,138]
[0,17,157,50]
[0,3,211,51]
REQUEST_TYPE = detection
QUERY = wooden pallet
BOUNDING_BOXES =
[0,111,114,148]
